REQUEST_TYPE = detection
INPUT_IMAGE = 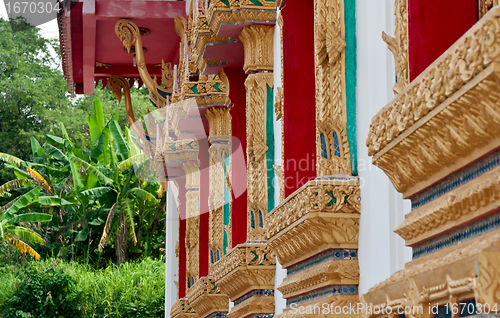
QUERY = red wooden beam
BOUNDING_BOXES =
[82,0,96,94]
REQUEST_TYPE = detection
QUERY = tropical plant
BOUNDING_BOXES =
[0,97,165,265]
[0,186,52,259]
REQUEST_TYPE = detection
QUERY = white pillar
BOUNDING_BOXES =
[165,181,179,318]
[355,0,411,295]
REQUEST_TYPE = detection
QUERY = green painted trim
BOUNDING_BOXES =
[223,154,230,254]
[345,0,358,175]
[266,85,275,212]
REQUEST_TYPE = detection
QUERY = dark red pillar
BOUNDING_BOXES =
[282,0,317,197]
[226,68,248,247]
[177,176,187,298]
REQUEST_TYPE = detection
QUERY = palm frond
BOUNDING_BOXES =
[0,179,34,197]
[0,186,42,220]
[98,203,117,251]
[70,155,113,186]
[0,153,25,168]
[5,226,45,245]
[38,196,73,206]
[129,188,158,205]
[27,168,53,194]
[6,235,41,260]
[1,199,16,212]
[80,186,112,197]
[122,200,137,246]
[117,154,146,171]
[8,213,52,224]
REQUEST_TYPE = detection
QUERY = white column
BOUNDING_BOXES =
[273,10,287,315]
[165,181,179,318]
[356,0,411,295]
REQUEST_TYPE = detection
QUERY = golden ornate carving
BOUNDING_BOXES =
[395,165,500,245]
[267,178,360,268]
[205,107,231,137]
[171,298,199,318]
[95,61,111,68]
[367,8,500,197]
[244,72,274,240]
[383,0,409,95]
[115,19,173,108]
[228,296,275,318]
[213,244,276,300]
[183,160,201,293]
[212,244,276,317]
[274,86,283,121]
[239,25,275,73]
[273,164,284,203]
[479,0,500,19]
[187,276,229,318]
[362,231,500,318]
[314,0,351,177]
[278,260,359,299]
[277,296,360,318]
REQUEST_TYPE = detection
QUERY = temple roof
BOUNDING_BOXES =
[58,0,186,96]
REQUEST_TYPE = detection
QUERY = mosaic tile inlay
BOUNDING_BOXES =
[247,315,274,318]
[413,212,500,259]
[233,289,274,306]
[286,249,358,276]
[206,312,228,318]
[412,150,500,210]
[286,284,358,307]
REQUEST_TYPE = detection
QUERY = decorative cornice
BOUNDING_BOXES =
[266,178,361,239]
[188,276,229,318]
[171,298,199,318]
[362,230,500,316]
[239,25,275,73]
[277,296,360,318]
[227,296,275,318]
[395,165,500,245]
[278,260,359,299]
[212,243,276,301]
[367,8,500,197]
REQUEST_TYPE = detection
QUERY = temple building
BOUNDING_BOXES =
[58,0,500,317]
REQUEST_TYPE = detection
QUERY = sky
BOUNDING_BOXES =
[0,0,59,39]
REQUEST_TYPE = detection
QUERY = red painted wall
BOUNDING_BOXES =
[408,0,477,80]
[226,68,248,247]
[282,0,316,196]
[198,137,209,277]
[177,176,187,298]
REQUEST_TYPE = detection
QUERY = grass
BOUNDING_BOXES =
[0,257,165,317]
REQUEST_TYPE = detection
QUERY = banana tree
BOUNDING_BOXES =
[0,186,52,259]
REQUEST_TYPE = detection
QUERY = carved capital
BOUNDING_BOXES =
[239,25,275,73]
[205,107,231,137]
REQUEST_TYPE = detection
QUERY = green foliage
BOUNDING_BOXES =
[0,96,165,265]
[0,258,165,318]
[0,18,151,186]
[2,261,83,318]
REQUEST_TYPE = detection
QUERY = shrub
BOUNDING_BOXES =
[2,262,82,318]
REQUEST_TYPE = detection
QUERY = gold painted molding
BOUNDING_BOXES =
[228,296,275,318]
[367,8,500,197]
[314,0,351,177]
[239,25,275,74]
[361,230,500,318]
[479,0,500,19]
[212,243,276,301]
[183,160,201,294]
[395,165,500,246]
[115,19,172,108]
[267,178,360,268]
[382,0,409,95]
[278,260,359,299]
[205,107,231,137]
[188,276,229,318]
[276,296,361,318]
[171,298,199,318]
[244,72,274,241]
